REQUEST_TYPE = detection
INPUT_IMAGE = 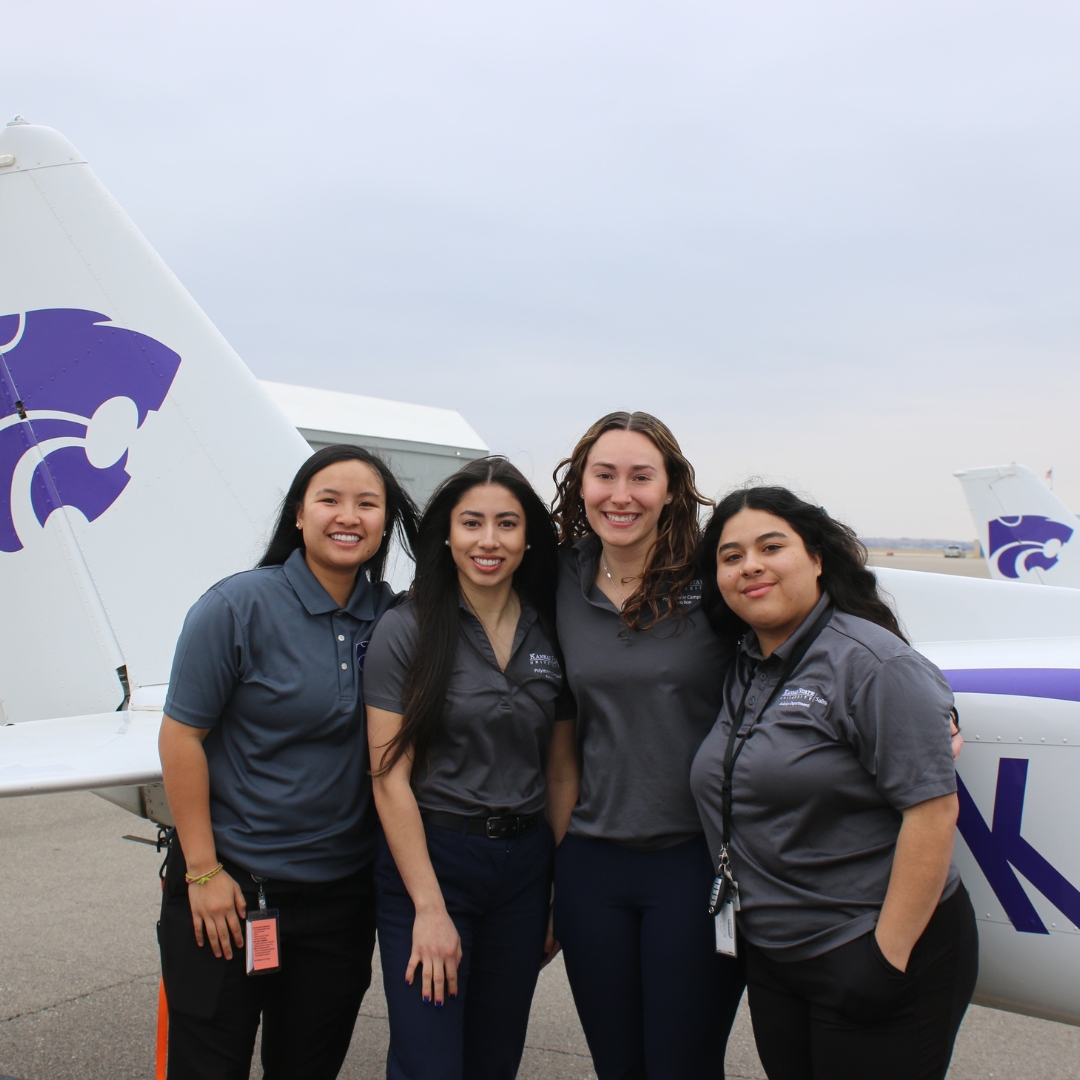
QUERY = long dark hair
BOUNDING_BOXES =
[377,456,559,777]
[698,485,906,647]
[258,445,418,581]
[552,410,712,630]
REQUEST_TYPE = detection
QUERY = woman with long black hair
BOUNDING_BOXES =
[364,456,578,1080]
[158,445,417,1080]
[690,486,978,1080]
[550,411,744,1080]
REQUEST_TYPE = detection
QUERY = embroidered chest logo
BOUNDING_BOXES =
[355,639,369,671]
[678,579,703,606]
[529,652,562,682]
[778,686,828,709]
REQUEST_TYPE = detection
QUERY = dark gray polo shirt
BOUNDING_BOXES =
[690,591,960,961]
[164,547,401,882]
[557,534,733,849]
[363,596,573,815]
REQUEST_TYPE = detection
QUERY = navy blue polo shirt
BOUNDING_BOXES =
[164,547,402,881]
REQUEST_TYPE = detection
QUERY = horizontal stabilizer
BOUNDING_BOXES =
[0,710,161,798]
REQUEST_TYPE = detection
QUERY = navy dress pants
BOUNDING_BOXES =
[375,820,555,1080]
[158,839,376,1080]
[553,833,745,1080]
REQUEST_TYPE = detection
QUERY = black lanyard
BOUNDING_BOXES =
[719,603,834,851]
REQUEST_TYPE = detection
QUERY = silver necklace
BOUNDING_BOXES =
[601,553,631,606]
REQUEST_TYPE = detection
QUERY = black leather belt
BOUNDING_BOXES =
[420,810,540,839]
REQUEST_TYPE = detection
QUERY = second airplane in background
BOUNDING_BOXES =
[955,463,1080,588]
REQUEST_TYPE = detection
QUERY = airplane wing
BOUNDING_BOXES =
[0,710,161,797]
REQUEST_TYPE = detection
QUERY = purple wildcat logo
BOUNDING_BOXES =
[988,515,1075,579]
[0,309,181,553]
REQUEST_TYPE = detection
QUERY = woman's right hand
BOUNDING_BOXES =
[407,907,462,1005]
[188,870,247,960]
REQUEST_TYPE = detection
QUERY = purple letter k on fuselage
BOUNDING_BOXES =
[957,759,1080,934]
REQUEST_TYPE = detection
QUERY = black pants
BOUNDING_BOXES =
[745,885,979,1080]
[553,833,745,1080]
[158,839,377,1080]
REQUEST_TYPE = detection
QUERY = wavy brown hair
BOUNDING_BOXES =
[552,411,712,630]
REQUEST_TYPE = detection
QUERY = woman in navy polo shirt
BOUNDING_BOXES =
[550,411,744,1079]
[365,457,578,1080]
[158,445,417,1080]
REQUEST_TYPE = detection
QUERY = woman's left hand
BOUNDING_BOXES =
[541,905,560,968]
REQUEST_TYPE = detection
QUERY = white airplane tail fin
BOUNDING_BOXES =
[0,116,310,777]
[954,463,1080,588]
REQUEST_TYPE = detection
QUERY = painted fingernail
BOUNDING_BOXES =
[435,1000,443,1008]
[423,995,430,1003]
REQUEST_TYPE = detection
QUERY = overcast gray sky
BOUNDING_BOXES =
[7,2,1080,538]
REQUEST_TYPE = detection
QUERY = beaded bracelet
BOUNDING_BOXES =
[185,863,224,886]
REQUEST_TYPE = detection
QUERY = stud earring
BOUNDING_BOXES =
[445,539,450,546]
[295,523,301,530]
[526,544,532,550]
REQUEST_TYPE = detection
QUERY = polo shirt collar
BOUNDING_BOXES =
[571,533,602,593]
[282,547,376,620]
[741,589,832,663]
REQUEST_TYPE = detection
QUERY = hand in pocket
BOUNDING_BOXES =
[833,930,915,1024]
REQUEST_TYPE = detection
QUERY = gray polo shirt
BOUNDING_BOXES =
[164,547,401,882]
[363,596,573,815]
[557,534,733,849]
[690,591,960,961]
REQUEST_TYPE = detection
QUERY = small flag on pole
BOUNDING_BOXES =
[1045,467,1054,489]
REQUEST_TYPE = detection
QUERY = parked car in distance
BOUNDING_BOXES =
[944,544,964,558]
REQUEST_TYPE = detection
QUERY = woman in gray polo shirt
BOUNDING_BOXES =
[365,457,578,1080]
[550,411,744,1080]
[690,486,978,1080]
[158,445,417,1080]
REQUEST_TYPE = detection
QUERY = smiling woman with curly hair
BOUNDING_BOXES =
[549,411,745,1080]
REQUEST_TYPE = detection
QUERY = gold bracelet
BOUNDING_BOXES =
[185,863,223,886]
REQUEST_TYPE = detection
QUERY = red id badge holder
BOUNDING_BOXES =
[246,878,281,977]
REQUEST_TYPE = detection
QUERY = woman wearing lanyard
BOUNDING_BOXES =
[365,456,578,1080]
[158,445,417,1080]
[551,411,744,1080]
[690,486,979,1080]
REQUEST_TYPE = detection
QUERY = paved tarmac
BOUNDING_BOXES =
[2,793,1079,1078]
[866,549,992,578]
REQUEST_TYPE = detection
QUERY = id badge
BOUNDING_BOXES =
[714,900,738,957]
[245,909,281,976]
